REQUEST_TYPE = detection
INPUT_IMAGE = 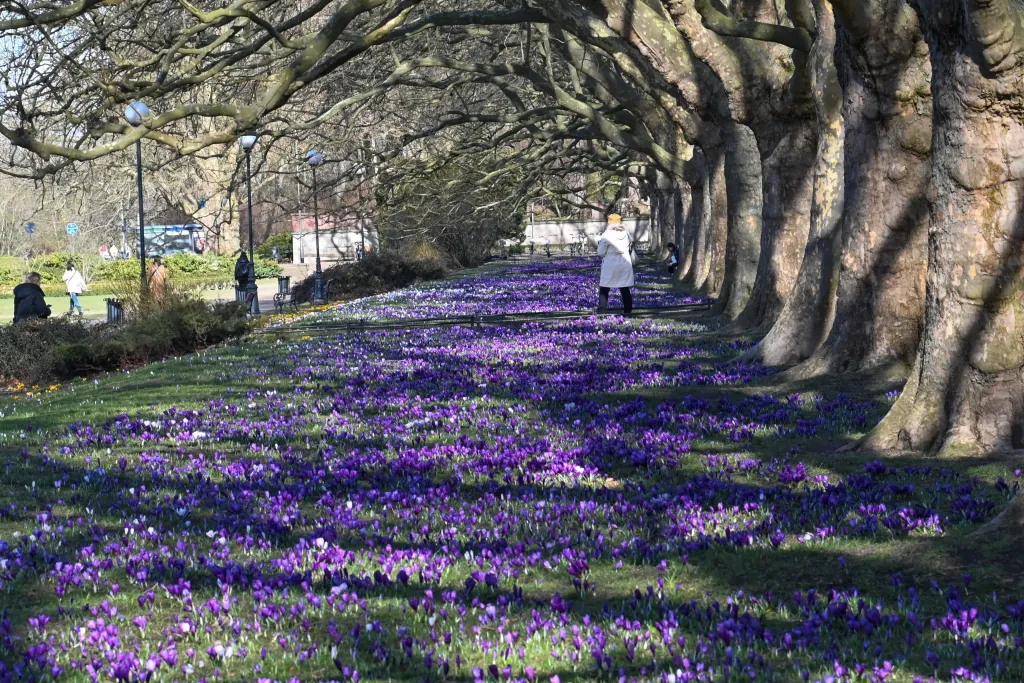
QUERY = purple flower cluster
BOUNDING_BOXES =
[0,261,1018,682]
[317,258,704,322]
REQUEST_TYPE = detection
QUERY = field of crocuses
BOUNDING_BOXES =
[0,260,1021,683]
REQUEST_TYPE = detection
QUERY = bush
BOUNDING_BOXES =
[92,260,141,281]
[164,252,209,276]
[29,252,82,284]
[290,248,449,304]
[254,257,282,279]
[0,298,250,385]
[0,317,97,386]
[256,233,293,262]
[0,262,18,287]
[52,343,105,378]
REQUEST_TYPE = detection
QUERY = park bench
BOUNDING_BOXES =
[273,287,299,314]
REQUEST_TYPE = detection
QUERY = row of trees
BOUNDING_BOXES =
[0,1,1020,478]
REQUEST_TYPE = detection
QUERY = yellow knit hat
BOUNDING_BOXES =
[608,214,622,224]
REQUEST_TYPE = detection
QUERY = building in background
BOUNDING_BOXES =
[290,214,378,264]
[525,216,650,247]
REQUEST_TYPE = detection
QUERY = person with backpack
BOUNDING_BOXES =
[666,242,680,274]
[597,214,635,315]
[235,252,252,290]
[13,272,51,322]
[62,262,87,316]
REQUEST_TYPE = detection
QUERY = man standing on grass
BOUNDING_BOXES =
[13,272,51,322]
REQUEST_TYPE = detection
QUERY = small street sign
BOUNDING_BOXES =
[24,222,35,234]
[66,223,79,235]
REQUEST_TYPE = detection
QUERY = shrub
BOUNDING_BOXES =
[52,343,105,378]
[290,248,449,304]
[0,298,250,384]
[124,298,248,360]
[92,260,141,281]
[0,263,18,287]
[253,257,282,279]
[256,233,293,262]
[164,252,209,276]
[29,252,82,284]
[0,317,97,386]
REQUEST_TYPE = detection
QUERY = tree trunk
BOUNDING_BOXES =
[796,0,931,376]
[713,122,762,319]
[863,1,1024,456]
[674,182,692,277]
[741,0,844,365]
[685,149,714,290]
[700,142,729,297]
[725,122,817,334]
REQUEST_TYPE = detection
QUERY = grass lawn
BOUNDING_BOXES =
[0,280,277,323]
[0,261,1021,682]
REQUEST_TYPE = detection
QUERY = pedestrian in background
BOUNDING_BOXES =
[235,252,251,290]
[597,214,635,315]
[13,272,51,322]
[62,262,86,316]
[147,256,168,302]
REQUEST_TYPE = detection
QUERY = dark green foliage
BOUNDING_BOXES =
[291,247,449,304]
[29,252,81,283]
[253,257,281,279]
[256,233,293,262]
[0,299,249,384]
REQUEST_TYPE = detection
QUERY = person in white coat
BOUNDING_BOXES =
[597,214,634,314]
[62,262,87,316]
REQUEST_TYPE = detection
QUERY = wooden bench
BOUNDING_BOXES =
[273,288,299,314]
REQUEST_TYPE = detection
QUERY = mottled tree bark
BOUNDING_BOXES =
[685,149,714,290]
[797,0,931,376]
[725,123,816,333]
[674,182,693,279]
[713,122,763,318]
[864,0,1024,457]
[700,142,729,297]
[742,0,844,364]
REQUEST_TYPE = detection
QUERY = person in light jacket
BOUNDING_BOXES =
[62,262,87,316]
[597,214,634,314]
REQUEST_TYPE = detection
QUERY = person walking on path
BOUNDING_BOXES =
[597,214,635,315]
[13,272,51,322]
[147,256,168,303]
[62,262,86,316]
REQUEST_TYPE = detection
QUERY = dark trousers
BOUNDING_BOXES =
[599,286,632,314]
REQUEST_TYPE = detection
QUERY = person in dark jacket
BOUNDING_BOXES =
[234,252,251,289]
[13,272,51,322]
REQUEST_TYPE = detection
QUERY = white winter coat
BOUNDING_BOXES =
[597,226,635,288]
[62,269,86,294]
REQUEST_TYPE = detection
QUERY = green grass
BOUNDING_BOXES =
[0,279,280,322]
[0,298,1022,681]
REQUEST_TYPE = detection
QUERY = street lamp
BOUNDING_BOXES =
[356,164,366,260]
[240,134,260,315]
[125,101,150,292]
[305,149,325,303]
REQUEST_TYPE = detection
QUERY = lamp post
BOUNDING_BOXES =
[305,149,325,303]
[356,165,366,260]
[240,134,260,315]
[125,101,150,292]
